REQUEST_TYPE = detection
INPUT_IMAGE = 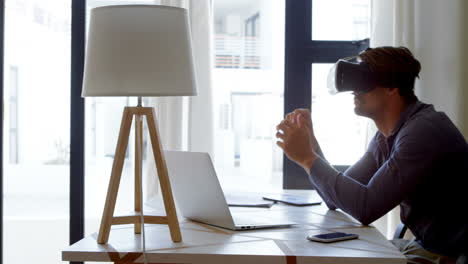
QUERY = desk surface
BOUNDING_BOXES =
[62,191,406,264]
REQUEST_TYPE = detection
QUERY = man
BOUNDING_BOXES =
[276,47,468,264]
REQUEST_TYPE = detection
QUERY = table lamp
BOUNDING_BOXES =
[82,5,197,244]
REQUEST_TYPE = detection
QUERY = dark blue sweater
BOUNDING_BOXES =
[309,101,468,257]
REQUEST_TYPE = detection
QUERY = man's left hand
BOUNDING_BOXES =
[276,112,318,172]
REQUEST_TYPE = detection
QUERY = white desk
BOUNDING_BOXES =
[62,191,406,264]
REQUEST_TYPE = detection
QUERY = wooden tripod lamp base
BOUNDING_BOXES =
[97,106,182,244]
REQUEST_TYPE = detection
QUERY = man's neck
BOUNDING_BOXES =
[374,101,411,138]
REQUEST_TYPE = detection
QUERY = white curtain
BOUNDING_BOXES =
[144,0,214,203]
[370,0,468,238]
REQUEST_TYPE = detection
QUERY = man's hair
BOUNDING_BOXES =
[359,46,421,103]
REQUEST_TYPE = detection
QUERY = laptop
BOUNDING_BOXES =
[164,151,295,231]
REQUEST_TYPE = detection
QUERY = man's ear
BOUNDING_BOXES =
[386,87,399,96]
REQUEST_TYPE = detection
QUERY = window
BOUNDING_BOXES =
[212,0,370,190]
[213,0,285,192]
[283,0,370,188]
[311,0,370,41]
[3,1,71,263]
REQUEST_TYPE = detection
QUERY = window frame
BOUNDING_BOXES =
[283,0,369,189]
[70,2,86,264]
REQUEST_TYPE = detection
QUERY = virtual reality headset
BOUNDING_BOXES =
[327,57,376,95]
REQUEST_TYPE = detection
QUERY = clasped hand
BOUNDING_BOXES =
[276,109,318,172]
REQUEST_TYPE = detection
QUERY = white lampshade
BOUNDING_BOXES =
[82,5,197,97]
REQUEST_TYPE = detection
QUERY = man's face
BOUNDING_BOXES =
[353,86,388,118]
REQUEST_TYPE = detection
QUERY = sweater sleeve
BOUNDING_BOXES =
[310,143,337,210]
[342,134,379,185]
[309,135,379,210]
[308,125,437,225]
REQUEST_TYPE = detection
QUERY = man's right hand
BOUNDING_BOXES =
[286,109,319,151]
[276,114,318,172]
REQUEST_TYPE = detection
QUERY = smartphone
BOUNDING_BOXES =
[307,232,359,243]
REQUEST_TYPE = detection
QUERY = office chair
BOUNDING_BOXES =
[393,222,408,239]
